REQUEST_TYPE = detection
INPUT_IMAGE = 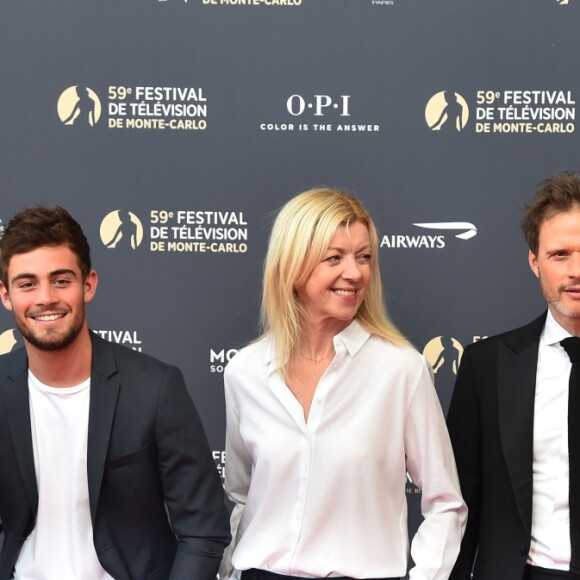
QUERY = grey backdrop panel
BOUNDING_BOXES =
[2,0,579,575]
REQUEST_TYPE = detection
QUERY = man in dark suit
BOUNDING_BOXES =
[448,172,580,580]
[0,206,230,579]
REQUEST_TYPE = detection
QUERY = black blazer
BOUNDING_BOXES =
[0,333,230,580]
[447,313,546,580]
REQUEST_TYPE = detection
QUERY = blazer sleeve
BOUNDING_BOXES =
[154,365,231,580]
[447,345,482,580]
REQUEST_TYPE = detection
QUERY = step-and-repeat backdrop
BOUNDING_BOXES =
[2,0,579,573]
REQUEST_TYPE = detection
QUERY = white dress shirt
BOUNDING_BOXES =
[220,320,467,580]
[528,311,573,570]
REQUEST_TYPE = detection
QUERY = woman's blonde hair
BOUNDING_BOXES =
[261,187,410,367]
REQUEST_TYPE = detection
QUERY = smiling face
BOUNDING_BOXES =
[0,245,97,352]
[296,221,372,334]
[529,207,580,335]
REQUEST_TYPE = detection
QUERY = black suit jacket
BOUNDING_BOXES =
[0,333,230,580]
[447,313,547,580]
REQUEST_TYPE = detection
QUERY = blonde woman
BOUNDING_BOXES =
[220,188,466,580]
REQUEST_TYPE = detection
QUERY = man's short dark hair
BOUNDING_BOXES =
[521,171,580,255]
[0,206,91,286]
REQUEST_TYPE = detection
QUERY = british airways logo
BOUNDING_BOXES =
[380,222,477,249]
[413,222,477,240]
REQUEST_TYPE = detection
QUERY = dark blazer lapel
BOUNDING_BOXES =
[2,349,38,514]
[497,313,546,536]
[86,334,120,523]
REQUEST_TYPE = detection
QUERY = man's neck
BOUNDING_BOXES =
[550,307,580,337]
[26,330,93,388]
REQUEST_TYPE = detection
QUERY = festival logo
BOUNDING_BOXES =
[423,336,464,377]
[0,329,18,355]
[425,91,469,132]
[200,0,302,6]
[427,89,575,134]
[100,211,145,250]
[213,450,225,483]
[92,329,144,352]
[57,86,102,127]
[108,86,207,131]
[149,209,248,254]
[59,84,208,131]
[423,336,464,413]
[99,209,249,255]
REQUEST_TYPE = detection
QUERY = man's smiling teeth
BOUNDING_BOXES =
[33,313,65,321]
[333,289,356,296]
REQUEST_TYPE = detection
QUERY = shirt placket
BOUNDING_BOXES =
[287,341,345,573]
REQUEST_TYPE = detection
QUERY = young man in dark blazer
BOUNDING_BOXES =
[0,206,230,580]
[448,172,580,580]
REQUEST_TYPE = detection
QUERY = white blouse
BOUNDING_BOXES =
[220,320,466,580]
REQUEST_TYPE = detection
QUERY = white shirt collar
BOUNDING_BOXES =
[541,309,573,347]
[265,318,372,371]
[332,318,371,357]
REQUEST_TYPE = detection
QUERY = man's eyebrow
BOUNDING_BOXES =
[11,268,78,284]
[49,268,78,278]
[10,273,38,284]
